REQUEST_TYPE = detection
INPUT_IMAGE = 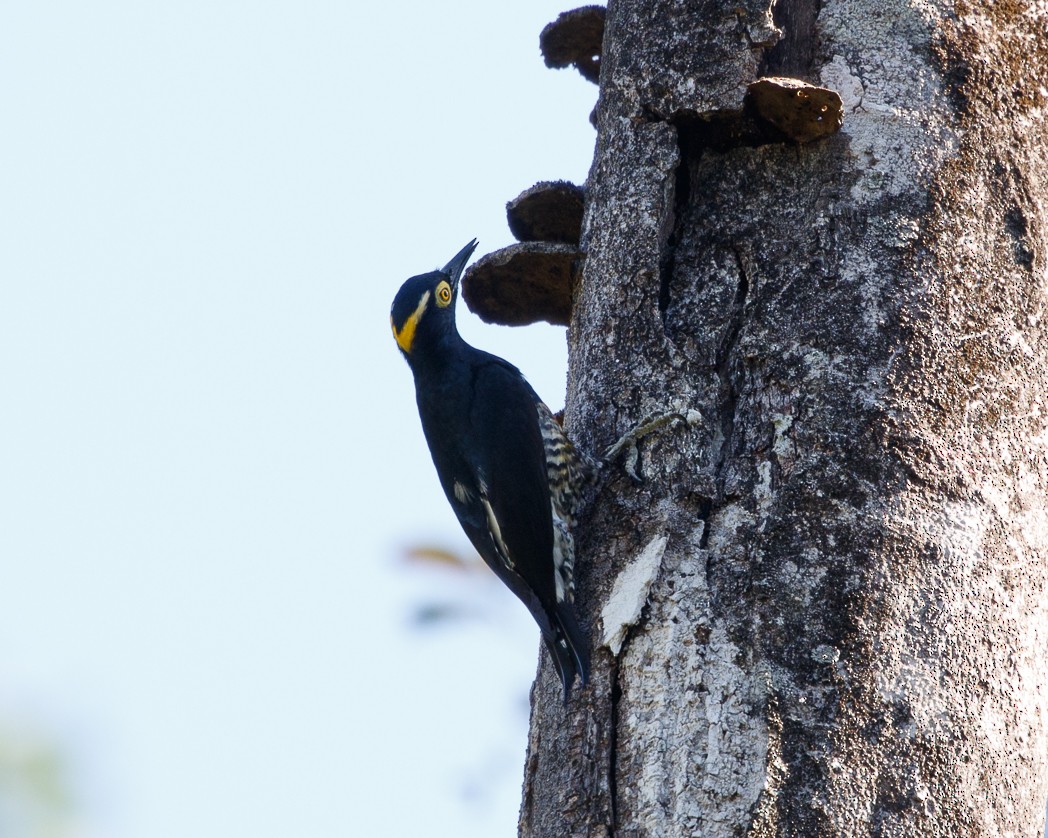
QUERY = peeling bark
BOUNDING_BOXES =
[519,1,1048,836]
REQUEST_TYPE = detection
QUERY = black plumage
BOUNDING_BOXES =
[390,240,589,697]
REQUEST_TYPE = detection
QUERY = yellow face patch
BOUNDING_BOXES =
[392,290,430,354]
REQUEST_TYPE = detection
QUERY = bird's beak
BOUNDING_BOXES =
[441,239,478,291]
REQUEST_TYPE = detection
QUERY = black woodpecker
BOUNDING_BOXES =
[390,240,590,698]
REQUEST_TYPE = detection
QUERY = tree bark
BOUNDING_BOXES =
[520,1,1048,836]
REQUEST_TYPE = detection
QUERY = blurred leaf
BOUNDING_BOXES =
[0,725,75,838]
[401,544,488,574]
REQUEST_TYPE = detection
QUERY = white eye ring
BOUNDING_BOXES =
[436,283,452,306]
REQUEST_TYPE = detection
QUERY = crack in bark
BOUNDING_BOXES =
[521,746,539,826]
[698,496,715,549]
[760,0,823,79]
[604,595,652,837]
[608,657,622,836]
[713,246,751,497]
[658,141,692,329]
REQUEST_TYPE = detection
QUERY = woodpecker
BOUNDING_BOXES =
[391,240,590,697]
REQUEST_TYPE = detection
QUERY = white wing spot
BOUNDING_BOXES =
[453,480,473,504]
[480,497,514,570]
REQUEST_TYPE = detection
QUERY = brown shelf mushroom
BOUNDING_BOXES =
[461,242,579,327]
[507,181,585,245]
[673,77,845,154]
[744,77,844,144]
[539,6,605,84]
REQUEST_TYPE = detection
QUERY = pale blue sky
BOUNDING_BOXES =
[0,2,597,835]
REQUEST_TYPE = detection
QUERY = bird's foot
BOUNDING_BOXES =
[602,408,703,481]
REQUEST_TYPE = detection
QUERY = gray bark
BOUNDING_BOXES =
[520,1,1048,836]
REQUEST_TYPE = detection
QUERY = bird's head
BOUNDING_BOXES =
[390,239,478,359]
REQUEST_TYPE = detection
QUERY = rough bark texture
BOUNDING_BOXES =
[520,1,1048,836]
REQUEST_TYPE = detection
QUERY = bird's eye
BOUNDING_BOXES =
[436,281,453,307]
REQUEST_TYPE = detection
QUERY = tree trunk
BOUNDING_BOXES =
[520,1,1048,836]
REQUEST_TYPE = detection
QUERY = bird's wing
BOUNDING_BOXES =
[462,359,558,605]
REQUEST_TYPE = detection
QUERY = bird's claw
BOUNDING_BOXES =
[602,409,702,481]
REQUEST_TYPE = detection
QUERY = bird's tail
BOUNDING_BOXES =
[543,604,590,701]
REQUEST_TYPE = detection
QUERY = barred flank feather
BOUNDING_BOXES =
[536,403,594,604]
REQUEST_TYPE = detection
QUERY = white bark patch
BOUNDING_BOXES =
[601,534,667,655]
[821,54,865,111]
[818,0,959,204]
[755,460,773,513]
[771,412,794,460]
[624,611,772,835]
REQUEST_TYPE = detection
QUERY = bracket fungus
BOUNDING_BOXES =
[539,5,606,84]
[744,77,844,144]
[461,242,579,327]
[507,180,586,246]
[671,77,845,153]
